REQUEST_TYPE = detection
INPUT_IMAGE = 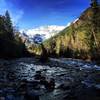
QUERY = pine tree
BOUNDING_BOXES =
[40,43,48,63]
[5,10,14,40]
[89,0,100,60]
[91,0,98,8]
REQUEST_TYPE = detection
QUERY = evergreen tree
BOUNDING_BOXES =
[40,43,48,63]
[5,10,14,40]
[91,0,98,8]
[0,12,29,58]
[50,39,56,56]
[90,0,100,60]
[0,16,6,37]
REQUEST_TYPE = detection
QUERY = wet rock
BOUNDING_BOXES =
[0,97,5,100]
[24,90,40,100]
[40,76,47,85]
[48,78,55,90]
[58,78,75,91]
[34,71,42,80]
[4,88,15,94]
[58,82,71,90]
[94,84,100,90]
[40,77,55,90]
[0,90,4,97]
[30,67,35,71]
[5,95,15,100]
[81,80,94,88]
[56,73,66,76]
[16,79,28,94]
[34,70,56,90]
[28,80,40,90]
[7,72,16,81]
[64,92,77,100]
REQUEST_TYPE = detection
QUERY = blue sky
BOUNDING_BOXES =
[0,0,90,30]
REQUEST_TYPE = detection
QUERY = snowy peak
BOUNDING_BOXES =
[20,25,66,40]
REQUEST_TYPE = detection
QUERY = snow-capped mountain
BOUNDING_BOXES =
[20,25,66,42]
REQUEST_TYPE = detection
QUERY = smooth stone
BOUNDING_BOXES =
[94,84,100,90]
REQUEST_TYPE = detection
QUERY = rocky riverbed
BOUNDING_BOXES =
[0,58,100,100]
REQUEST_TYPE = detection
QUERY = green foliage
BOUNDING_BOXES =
[42,5,100,61]
[0,11,29,58]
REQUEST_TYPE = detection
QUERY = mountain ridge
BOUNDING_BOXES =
[42,4,100,61]
[20,25,66,41]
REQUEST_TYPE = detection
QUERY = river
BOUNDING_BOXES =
[0,58,100,100]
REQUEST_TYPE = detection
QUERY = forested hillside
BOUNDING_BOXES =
[42,1,100,62]
[0,11,29,58]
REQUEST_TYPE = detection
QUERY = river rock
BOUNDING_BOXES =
[58,82,73,90]
[94,84,100,90]
[24,90,40,100]
[5,95,15,100]
[0,97,5,100]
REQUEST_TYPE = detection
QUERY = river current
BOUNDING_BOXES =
[0,58,100,100]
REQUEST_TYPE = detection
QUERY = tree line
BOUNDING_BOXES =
[0,11,29,58]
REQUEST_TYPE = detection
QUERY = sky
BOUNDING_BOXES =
[0,0,90,30]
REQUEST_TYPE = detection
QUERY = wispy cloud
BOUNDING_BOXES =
[0,0,24,24]
[11,10,24,25]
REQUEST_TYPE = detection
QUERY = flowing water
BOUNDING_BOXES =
[0,58,100,100]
